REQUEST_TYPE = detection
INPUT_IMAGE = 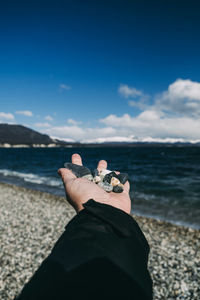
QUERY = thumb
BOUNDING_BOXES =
[123,180,130,194]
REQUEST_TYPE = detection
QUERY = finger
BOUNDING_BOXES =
[58,168,76,182]
[97,160,107,171]
[123,181,130,194]
[71,153,83,165]
[115,171,120,175]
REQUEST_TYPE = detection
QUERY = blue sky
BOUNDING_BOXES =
[1,0,200,142]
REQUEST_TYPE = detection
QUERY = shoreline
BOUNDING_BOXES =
[1,143,200,148]
[0,182,199,299]
[1,180,199,230]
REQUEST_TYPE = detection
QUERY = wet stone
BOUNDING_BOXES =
[92,169,99,177]
[117,173,129,184]
[100,169,112,177]
[63,164,127,193]
[110,177,120,186]
[93,176,101,183]
[64,163,91,178]
[82,174,93,181]
[98,181,113,192]
[103,171,118,184]
[113,184,124,193]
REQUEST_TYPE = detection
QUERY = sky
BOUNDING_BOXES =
[0,0,200,142]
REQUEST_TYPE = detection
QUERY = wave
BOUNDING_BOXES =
[0,169,62,187]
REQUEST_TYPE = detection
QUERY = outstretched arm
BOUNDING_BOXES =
[15,154,152,300]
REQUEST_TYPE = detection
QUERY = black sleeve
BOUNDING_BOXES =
[15,199,152,300]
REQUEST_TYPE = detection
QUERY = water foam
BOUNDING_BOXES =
[0,169,61,187]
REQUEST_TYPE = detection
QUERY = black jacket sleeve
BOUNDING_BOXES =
[15,199,152,300]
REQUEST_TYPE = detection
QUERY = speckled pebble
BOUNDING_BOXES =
[97,181,113,192]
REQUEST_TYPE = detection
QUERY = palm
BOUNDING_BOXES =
[59,154,131,214]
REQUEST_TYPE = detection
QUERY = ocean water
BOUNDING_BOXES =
[0,147,199,229]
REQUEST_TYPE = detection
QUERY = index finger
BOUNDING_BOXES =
[97,160,107,172]
[71,153,83,165]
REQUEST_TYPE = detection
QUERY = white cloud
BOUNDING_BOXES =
[155,79,200,116]
[100,112,200,140]
[100,113,134,127]
[118,84,142,98]
[0,112,15,120]
[43,114,200,142]
[44,125,116,142]
[67,118,82,125]
[45,115,53,121]
[59,84,71,92]
[163,79,200,101]
[118,84,149,110]
[35,122,51,127]
[45,125,84,140]
[16,110,33,117]
[34,79,200,143]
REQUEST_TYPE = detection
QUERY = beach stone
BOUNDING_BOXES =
[93,176,101,183]
[98,181,113,192]
[103,171,118,184]
[113,184,124,193]
[99,169,112,178]
[117,173,129,184]
[110,177,120,186]
[92,169,99,177]
[64,163,91,178]
[82,174,93,181]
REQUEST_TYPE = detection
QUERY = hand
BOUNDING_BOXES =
[58,153,131,214]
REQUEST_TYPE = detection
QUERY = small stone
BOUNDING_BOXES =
[93,176,101,183]
[92,169,99,177]
[100,169,112,177]
[181,281,188,292]
[110,177,120,186]
[174,282,179,289]
[82,174,93,181]
[64,163,91,178]
[113,184,124,193]
[98,181,113,192]
[117,173,129,184]
[103,171,118,184]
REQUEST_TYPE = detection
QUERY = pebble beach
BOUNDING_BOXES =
[0,182,199,300]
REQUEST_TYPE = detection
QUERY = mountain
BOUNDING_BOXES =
[0,124,55,146]
[0,123,199,147]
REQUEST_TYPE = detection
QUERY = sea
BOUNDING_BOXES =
[0,146,199,229]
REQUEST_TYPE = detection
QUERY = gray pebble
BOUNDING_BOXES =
[82,174,94,181]
[92,169,99,177]
[103,171,118,184]
[98,181,113,192]
[113,185,124,193]
[117,173,129,184]
[64,163,91,178]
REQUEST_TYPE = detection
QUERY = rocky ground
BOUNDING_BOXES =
[0,182,199,299]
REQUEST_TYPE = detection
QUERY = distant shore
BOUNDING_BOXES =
[0,182,199,299]
[1,142,200,148]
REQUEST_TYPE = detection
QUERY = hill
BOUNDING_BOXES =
[0,124,55,146]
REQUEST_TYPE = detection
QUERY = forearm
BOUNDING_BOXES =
[15,199,152,299]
